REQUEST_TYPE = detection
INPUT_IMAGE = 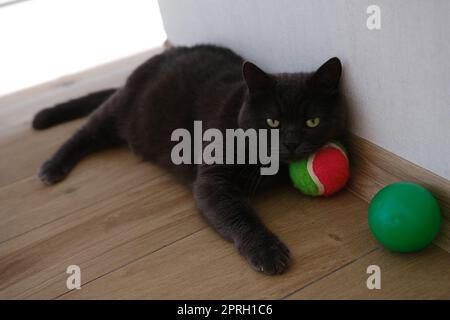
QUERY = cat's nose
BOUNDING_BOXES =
[284,142,299,154]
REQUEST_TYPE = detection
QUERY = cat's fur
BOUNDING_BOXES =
[33,45,346,275]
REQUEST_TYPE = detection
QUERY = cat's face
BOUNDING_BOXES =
[238,58,346,163]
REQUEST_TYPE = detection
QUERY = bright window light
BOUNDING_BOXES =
[0,0,167,97]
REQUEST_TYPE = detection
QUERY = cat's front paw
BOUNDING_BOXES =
[237,232,291,275]
[38,160,69,185]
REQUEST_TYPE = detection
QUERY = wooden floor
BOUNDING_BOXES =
[1,49,449,300]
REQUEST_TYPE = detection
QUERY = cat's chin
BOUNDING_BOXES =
[280,155,309,164]
[279,148,317,164]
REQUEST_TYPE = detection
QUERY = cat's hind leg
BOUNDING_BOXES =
[38,109,121,185]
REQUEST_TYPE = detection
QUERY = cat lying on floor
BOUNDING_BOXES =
[32,45,346,275]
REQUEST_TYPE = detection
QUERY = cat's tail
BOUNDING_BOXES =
[32,88,117,130]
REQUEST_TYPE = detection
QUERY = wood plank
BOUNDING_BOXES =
[286,245,450,299]
[0,147,166,244]
[0,174,203,299]
[0,119,84,187]
[59,190,378,299]
[347,134,450,252]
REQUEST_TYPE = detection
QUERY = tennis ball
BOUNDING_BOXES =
[289,141,350,196]
[368,182,441,252]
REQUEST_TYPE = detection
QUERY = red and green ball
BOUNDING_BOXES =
[289,141,350,197]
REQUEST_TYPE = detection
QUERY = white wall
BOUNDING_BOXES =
[158,0,450,180]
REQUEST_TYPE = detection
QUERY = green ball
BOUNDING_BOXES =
[368,182,441,252]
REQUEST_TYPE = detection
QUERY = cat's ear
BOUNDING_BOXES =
[311,57,342,90]
[242,61,275,95]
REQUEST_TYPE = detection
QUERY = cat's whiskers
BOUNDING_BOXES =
[247,165,262,197]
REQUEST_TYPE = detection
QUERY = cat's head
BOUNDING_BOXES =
[238,57,346,163]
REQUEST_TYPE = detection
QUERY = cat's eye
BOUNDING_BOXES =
[306,117,321,128]
[266,118,280,128]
